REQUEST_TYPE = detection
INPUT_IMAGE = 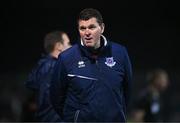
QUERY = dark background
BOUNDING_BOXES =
[1,0,180,121]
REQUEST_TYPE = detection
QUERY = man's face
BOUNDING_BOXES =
[56,33,71,54]
[78,17,104,49]
[155,73,169,91]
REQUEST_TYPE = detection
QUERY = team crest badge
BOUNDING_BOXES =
[105,57,116,67]
[78,61,85,68]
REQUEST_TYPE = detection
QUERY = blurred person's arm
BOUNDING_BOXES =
[123,46,133,107]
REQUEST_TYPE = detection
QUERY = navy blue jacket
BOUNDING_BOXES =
[50,36,132,122]
[25,55,61,122]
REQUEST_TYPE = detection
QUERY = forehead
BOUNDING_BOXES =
[78,17,99,26]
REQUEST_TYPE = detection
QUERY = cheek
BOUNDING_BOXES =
[93,31,101,39]
[79,31,84,37]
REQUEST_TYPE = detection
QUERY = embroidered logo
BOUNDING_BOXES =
[78,61,85,68]
[105,57,116,67]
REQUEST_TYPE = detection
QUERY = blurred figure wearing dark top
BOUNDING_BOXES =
[23,31,71,121]
[130,68,169,122]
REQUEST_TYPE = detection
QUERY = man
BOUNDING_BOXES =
[50,8,132,122]
[130,68,169,122]
[24,31,71,121]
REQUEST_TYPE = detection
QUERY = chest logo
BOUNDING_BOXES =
[78,61,85,68]
[105,57,116,67]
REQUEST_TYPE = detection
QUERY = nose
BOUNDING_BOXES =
[85,29,91,35]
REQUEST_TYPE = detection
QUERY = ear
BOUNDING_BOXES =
[101,23,105,34]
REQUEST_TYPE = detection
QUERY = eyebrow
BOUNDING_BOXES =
[79,24,96,28]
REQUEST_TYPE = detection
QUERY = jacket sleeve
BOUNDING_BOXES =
[50,55,68,119]
[122,46,133,107]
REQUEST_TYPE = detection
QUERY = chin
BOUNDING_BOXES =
[85,43,94,48]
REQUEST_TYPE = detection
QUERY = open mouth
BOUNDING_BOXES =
[85,37,93,40]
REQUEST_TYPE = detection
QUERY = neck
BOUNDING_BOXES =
[94,39,101,49]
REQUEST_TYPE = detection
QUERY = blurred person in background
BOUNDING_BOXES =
[130,68,169,122]
[24,30,71,122]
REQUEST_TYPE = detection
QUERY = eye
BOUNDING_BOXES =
[79,26,86,31]
[88,25,96,30]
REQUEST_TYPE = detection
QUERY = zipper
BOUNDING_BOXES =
[95,59,98,65]
[95,59,101,73]
[95,59,99,69]
[74,110,80,123]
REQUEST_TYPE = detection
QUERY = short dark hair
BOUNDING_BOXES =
[78,8,103,25]
[44,31,65,53]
